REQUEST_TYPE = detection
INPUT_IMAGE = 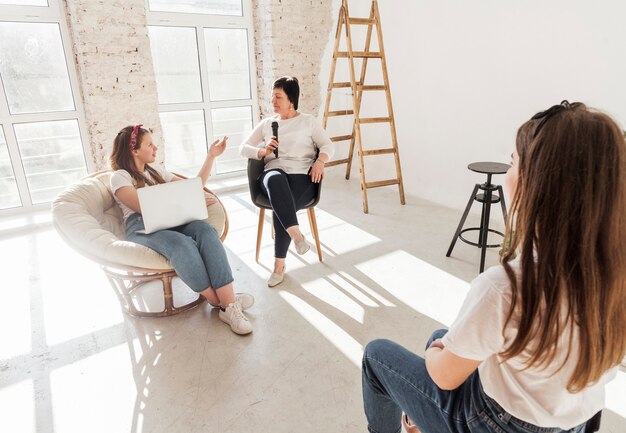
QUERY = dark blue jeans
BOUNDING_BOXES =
[362,330,587,433]
[125,213,233,292]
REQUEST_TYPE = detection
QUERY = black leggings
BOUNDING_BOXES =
[259,169,318,258]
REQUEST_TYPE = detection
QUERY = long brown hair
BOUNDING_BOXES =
[109,125,165,188]
[501,101,626,392]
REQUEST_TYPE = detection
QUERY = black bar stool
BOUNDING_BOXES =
[446,162,510,273]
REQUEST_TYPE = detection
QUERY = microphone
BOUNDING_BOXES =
[271,121,279,158]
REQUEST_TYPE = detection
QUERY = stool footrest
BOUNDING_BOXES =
[475,193,501,204]
[459,228,504,248]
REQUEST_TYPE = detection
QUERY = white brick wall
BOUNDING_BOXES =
[63,0,164,170]
[62,0,334,169]
[253,0,333,118]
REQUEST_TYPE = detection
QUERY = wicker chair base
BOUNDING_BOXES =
[103,265,205,318]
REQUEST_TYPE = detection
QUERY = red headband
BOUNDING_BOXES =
[129,124,143,150]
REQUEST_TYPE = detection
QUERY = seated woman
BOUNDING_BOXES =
[239,76,334,287]
[362,101,626,433]
[110,124,254,335]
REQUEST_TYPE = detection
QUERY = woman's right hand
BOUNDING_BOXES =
[259,136,278,158]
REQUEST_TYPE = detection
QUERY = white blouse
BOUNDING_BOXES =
[239,113,334,175]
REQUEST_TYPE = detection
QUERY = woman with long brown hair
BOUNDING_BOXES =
[362,101,626,433]
[110,125,255,335]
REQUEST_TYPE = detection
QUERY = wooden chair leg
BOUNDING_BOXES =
[162,274,175,314]
[307,207,323,262]
[256,208,265,262]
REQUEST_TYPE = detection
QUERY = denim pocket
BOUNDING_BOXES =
[477,409,508,433]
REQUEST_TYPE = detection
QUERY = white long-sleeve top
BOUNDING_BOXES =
[239,113,334,175]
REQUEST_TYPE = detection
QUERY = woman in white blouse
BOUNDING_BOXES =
[239,76,334,287]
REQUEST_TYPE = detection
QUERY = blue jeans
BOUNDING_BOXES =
[125,213,233,292]
[362,330,587,433]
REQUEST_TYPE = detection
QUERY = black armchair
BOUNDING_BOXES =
[247,158,323,262]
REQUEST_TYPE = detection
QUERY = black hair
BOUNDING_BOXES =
[273,76,300,110]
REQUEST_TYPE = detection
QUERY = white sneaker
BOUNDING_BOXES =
[235,293,255,310]
[219,302,253,335]
[208,293,255,311]
[294,237,310,255]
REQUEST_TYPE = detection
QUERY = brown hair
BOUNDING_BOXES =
[501,102,626,392]
[109,125,165,188]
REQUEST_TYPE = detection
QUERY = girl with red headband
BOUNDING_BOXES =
[109,125,254,335]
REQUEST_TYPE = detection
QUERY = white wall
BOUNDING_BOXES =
[320,0,626,210]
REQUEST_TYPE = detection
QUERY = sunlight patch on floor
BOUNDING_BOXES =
[315,209,381,255]
[355,250,470,326]
[0,236,31,359]
[301,277,365,323]
[0,379,34,433]
[50,344,136,433]
[333,271,396,307]
[279,291,363,366]
[37,231,124,346]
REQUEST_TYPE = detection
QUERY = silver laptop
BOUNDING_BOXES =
[136,177,208,234]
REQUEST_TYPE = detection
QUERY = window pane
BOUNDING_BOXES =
[160,110,207,177]
[148,26,203,104]
[204,28,251,101]
[14,120,87,204]
[0,22,74,114]
[148,0,242,16]
[0,126,21,209]
[211,106,251,174]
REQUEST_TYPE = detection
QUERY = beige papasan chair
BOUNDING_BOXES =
[51,171,228,317]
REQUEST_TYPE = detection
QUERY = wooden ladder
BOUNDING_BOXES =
[322,0,405,214]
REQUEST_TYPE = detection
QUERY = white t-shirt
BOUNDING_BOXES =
[442,258,618,429]
[239,113,334,175]
[110,164,174,221]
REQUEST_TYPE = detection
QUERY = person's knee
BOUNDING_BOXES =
[425,329,448,350]
[364,339,395,361]
[264,170,286,189]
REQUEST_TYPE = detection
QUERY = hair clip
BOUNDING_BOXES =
[531,101,576,138]
[129,124,143,150]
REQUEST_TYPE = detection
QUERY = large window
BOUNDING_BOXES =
[0,1,89,213]
[147,0,257,177]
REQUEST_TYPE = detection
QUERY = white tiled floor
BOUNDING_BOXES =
[1,169,624,433]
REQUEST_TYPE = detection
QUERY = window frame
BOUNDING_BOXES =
[146,0,259,179]
[0,0,92,216]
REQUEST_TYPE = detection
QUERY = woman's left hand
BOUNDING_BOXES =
[310,159,325,183]
[205,193,217,206]
[209,136,228,157]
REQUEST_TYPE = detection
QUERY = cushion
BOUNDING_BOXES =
[52,171,227,270]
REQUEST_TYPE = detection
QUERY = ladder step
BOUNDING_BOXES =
[327,110,354,117]
[337,51,383,58]
[361,148,395,156]
[358,84,387,91]
[329,83,386,91]
[358,117,392,124]
[330,134,354,142]
[365,179,400,189]
[330,82,359,89]
[326,158,350,167]
[348,18,376,25]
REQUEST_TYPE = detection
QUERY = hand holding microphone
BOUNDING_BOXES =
[271,121,279,158]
